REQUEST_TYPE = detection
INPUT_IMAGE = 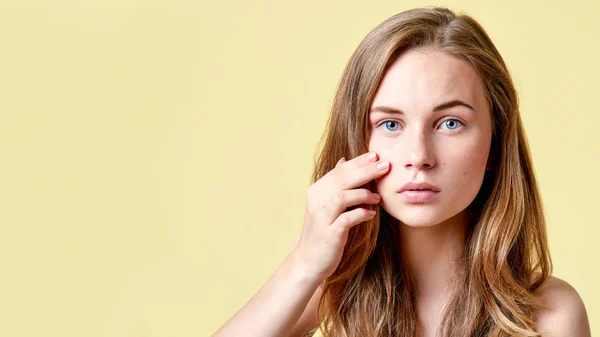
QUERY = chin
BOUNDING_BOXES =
[395,215,447,228]
[380,201,456,228]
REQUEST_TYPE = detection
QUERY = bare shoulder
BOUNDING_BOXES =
[533,275,591,337]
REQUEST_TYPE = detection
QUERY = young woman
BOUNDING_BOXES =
[213,7,591,337]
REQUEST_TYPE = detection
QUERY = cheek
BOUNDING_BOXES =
[447,143,489,188]
[368,135,398,157]
[373,167,392,195]
[368,140,396,189]
[367,133,378,152]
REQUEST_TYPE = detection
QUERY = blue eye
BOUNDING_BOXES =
[377,118,464,133]
[382,120,399,132]
[440,118,463,130]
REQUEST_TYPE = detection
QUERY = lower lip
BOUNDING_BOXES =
[399,190,439,203]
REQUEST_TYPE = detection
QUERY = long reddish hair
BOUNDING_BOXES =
[310,6,552,336]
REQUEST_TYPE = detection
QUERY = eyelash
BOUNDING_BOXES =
[376,118,465,133]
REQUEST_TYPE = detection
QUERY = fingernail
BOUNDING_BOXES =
[366,153,377,162]
[376,161,389,170]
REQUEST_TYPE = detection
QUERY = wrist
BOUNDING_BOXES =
[284,251,325,287]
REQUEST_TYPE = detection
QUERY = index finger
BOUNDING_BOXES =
[335,152,390,190]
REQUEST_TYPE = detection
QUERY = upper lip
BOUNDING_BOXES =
[399,182,440,193]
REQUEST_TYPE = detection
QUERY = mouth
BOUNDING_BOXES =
[398,189,439,203]
[398,182,441,193]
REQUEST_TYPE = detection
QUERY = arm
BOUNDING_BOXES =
[213,153,386,336]
[212,253,324,337]
[289,282,323,337]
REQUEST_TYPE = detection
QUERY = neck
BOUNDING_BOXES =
[397,209,469,299]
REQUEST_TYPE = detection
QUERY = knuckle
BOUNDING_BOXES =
[332,169,346,189]
[330,191,344,207]
[337,213,350,228]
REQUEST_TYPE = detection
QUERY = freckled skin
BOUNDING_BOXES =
[368,49,492,227]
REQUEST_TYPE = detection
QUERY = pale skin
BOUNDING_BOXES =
[293,49,591,336]
[365,48,591,336]
[368,48,491,335]
[212,49,591,337]
[368,48,491,334]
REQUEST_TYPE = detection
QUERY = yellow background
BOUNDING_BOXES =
[0,0,597,336]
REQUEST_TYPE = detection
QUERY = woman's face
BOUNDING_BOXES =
[368,48,492,228]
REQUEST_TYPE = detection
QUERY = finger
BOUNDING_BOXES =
[335,158,390,191]
[328,152,379,188]
[318,189,380,224]
[345,152,378,169]
[330,207,376,233]
[334,152,377,172]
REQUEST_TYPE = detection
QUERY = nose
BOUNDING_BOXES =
[403,127,435,171]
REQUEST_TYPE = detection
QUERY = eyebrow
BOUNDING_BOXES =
[369,100,475,115]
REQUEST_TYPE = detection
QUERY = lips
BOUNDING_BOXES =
[398,181,441,193]
[399,189,439,203]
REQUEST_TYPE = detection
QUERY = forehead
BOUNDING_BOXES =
[370,49,488,113]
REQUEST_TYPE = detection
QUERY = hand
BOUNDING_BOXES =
[290,152,390,282]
